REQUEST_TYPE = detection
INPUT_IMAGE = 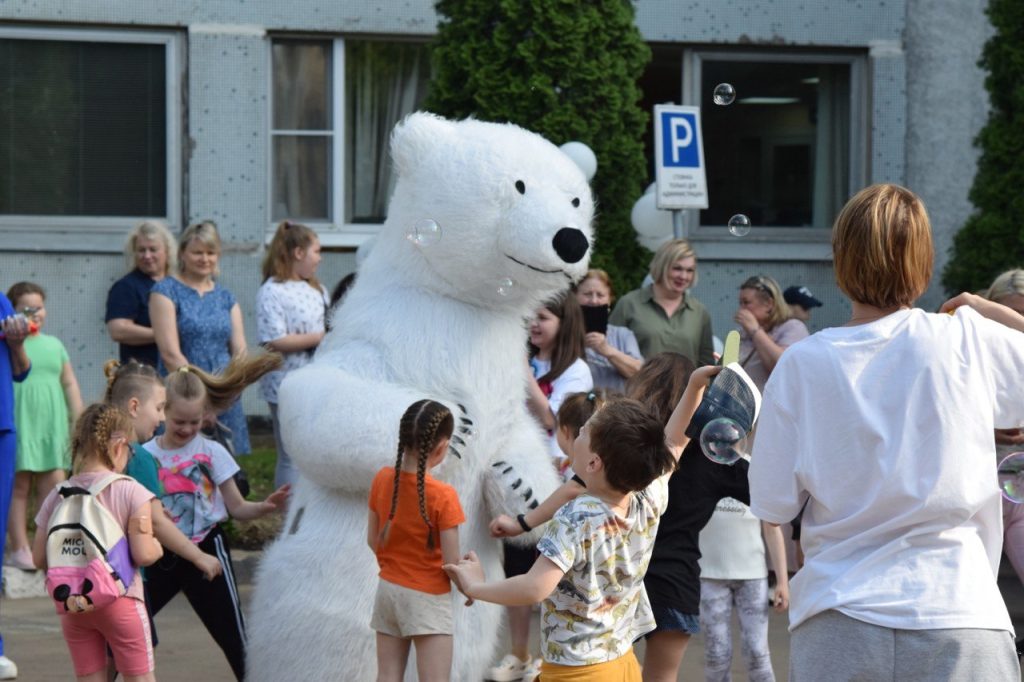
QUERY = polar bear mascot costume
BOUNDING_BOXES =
[247,113,594,681]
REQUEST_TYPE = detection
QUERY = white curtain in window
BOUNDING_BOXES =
[346,42,430,223]
[812,65,850,228]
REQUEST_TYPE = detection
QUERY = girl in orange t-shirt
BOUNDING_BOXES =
[367,399,465,682]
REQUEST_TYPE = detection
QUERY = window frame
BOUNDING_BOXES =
[267,35,429,248]
[680,48,868,261]
[0,25,183,252]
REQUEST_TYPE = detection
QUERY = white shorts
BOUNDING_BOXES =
[370,579,453,638]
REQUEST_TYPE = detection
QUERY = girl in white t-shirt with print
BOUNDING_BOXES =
[256,221,329,488]
[142,357,290,681]
[698,494,788,682]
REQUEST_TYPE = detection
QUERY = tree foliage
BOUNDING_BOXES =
[425,0,652,290]
[942,0,1024,294]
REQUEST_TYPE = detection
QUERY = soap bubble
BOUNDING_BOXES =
[700,417,746,465]
[998,452,1024,503]
[405,219,441,247]
[496,277,517,297]
[727,214,752,237]
[713,83,736,106]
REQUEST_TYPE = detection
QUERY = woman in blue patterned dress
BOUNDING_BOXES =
[149,221,252,456]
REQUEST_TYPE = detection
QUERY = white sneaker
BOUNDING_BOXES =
[3,547,34,571]
[0,655,17,680]
[487,654,530,682]
[521,657,542,682]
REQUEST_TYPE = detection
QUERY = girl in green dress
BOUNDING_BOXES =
[4,282,83,570]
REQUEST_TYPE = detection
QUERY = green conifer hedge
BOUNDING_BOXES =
[425,0,652,290]
[942,0,1024,294]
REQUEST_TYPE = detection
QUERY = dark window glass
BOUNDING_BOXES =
[0,39,167,216]
[699,60,850,228]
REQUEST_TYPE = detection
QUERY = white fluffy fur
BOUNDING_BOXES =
[246,113,594,681]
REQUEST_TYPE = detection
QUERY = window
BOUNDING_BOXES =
[270,38,431,244]
[639,47,866,254]
[0,26,181,246]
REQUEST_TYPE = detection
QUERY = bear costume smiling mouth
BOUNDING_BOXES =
[504,254,565,275]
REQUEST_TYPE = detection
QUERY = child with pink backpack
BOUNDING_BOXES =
[33,403,164,682]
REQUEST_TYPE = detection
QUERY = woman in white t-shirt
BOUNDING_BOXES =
[256,221,329,488]
[750,184,1024,681]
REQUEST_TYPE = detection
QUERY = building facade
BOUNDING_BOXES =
[0,1,991,407]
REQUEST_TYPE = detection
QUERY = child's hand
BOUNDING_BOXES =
[262,484,292,513]
[194,552,224,581]
[772,580,790,612]
[689,364,722,388]
[489,515,521,538]
[443,550,484,606]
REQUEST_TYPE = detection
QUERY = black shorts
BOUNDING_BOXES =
[502,541,538,577]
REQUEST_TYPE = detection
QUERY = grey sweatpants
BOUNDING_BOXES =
[790,609,1020,682]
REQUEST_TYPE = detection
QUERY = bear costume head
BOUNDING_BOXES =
[342,113,594,318]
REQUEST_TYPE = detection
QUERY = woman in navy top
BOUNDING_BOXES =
[105,220,178,368]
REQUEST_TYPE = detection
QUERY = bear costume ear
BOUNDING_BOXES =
[390,112,455,178]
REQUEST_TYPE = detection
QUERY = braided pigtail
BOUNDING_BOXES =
[415,404,453,550]
[71,403,134,474]
[103,360,122,403]
[104,358,162,411]
[378,437,407,547]
[379,400,455,551]
[378,401,425,547]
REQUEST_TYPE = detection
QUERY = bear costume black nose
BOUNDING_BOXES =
[552,227,589,264]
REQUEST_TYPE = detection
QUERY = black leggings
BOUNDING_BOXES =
[146,525,246,681]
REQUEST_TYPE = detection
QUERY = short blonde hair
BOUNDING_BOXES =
[986,269,1024,304]
[739,274,792,330]
[832,184,932,308]
[123,220,177,276]
[649,239,698,289]
[178,220,222,277]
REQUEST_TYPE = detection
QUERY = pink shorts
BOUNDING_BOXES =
[60,596,154,676]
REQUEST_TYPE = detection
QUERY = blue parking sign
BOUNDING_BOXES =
[660,111,700,168]
[654,104,708,209]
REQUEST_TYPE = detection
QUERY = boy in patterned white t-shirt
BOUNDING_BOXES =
[445,366,720,681]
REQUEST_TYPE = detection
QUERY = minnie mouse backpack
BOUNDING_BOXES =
[44,475,136,614]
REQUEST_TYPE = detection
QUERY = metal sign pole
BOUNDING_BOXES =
[672,209,685,239]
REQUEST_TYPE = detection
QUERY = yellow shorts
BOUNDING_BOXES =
[538,649,641,681]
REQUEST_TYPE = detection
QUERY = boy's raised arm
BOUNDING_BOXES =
[664,365,721,462]
[490,478,585,538]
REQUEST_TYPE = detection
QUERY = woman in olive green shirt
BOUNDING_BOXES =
[610,239,715,366]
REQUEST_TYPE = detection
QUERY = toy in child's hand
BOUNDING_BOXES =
[0,315,38,340]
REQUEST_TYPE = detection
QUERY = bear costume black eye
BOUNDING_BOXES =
[515,180,526,195]
[572,197,580,207]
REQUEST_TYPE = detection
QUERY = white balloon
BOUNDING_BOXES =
[638,233,672,252]
[630,192,674,238]
[560,141,598,181]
